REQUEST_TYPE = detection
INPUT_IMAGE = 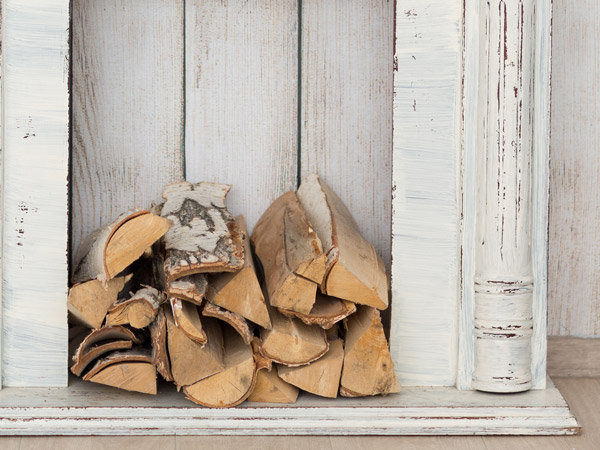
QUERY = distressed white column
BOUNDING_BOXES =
[472,0,536,393]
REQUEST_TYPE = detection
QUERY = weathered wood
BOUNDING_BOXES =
[87,362,157,395]
[71,326,142,377]
[185,0,298,234]
[297,174,388,309]
[160,182,244,282]
[105,286,163,329]
[166,308,224,387]
[206,216,271,329]
[259,305,329,367]
[278,339,344,398]
[68,274,132,329]
[340,306,399,397]
[183,327,258,408]
[71,0,184,267]
[2,0,70,387]
[202,302,254,346]
[547,336,600,378]
[277,293,355,330]
[169,298,206,345]
[247,367,299,404]
[149,305,173,382]
[300,0,393,272]
[252,191,325,315]
[73,210,171,284]
[166,274,208,306]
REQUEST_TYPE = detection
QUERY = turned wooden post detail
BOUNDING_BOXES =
[472,0,536,393]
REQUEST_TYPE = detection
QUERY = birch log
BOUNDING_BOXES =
[278,293,356,330]
[149,305,173,382]
[247,368,300,404]
[297,174,388,309]
[160,182,244,281]
[105,287,164,329]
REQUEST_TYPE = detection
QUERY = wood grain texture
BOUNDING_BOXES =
[548,0,600,337]
[2,0,70,387]
[71,0,184,264]
[300,0,393,270]
[185,0,298,235]
[547,336,600,377]
[390,0,462,386]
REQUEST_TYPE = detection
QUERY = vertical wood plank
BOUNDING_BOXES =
[548,0,600,337]
[185,0,299,233]
[300,0,393,270]
[390,1,462,386]
[2,0,69,386]
[71,0,184,262]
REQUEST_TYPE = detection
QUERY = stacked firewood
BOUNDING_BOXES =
[68,174,399,407]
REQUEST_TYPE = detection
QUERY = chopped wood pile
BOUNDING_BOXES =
[68,175,399,407]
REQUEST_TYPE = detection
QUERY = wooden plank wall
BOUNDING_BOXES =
[548,0,600,337]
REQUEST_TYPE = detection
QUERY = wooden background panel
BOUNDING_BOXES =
[71,0,184,263]
[2,0,70,386]
[548,0,600,337]
[185,0,299,234]
[300,0,394,270]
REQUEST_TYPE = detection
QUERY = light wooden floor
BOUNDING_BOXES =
[0,378,596,449]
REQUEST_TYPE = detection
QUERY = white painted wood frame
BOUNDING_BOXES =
[0,0,575,436]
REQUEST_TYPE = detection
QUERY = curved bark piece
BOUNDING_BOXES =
[278,339,344,398]
[82,348,153,380]
[297,174,388,309]
[166,308,224,387]
[170,297,207,345]
[166,273,208,306]
[68,274,132,329]
[73,210,172,284]
[160,181,244,282]
[149,305,173,382]
[247,367,299,404]
[106,286,164,329]
[340,306,400,397]
[71,325,142,376]
[277,293,356,329]
[206,215,271,329]
[87,362,157,395]
[252,191,325,315]
[259,305,329,366]
[182,331,269,408]
[202,302,253,346]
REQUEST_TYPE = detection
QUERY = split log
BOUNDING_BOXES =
[252,191,325,315]
[206,215,271,329]
[82,349,156,395]
[170,297,206,345]
[166,274,208,306]
[278,293,356,330]
[340,306,400,397]
[202,302,254,346]
[247,367,299,404]
[166,308,224,387]
[297,174,388,309]
[278,339,344,398]
[71,325,143,376]
[149,305,173,382]
[72,210,172,284]
[105,286,164,329]
[160,181,244,282]
[68,274,132,329]
[259,305,329,366]
[183,332,270,408]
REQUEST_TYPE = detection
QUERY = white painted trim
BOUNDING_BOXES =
[0,376,579,435]
[1,0,70,387]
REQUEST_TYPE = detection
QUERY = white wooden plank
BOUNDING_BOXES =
[390,0,462,386]
[300,0,393,271]
[0,0,4,390]
[1,0,69,386]
[185,0,298,234]
[0,377,579,435]
[71,0,184,263]
[548,0,600,337]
